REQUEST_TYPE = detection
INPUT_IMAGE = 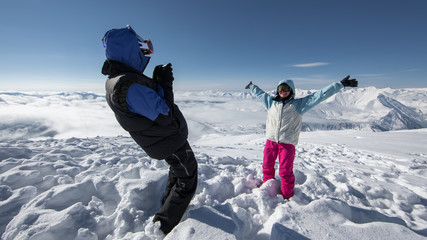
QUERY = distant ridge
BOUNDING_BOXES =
[175,87,427,132]
[1,87,426,142]
[372,94,427,131]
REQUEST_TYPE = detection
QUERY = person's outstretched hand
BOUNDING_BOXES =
[340,75,358,87]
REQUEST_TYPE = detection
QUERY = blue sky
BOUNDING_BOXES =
[0,0,426,91]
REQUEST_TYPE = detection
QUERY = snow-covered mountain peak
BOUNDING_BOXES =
[0,87,426,142]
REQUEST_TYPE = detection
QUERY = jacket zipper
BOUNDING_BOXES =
[277,103,284,143]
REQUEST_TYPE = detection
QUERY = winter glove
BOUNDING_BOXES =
[340,75,358,87]
[153,63,175,106]
[153,63,174,84]
[245,81,253,89]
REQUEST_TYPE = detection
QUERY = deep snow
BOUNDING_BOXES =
[0,88,426,239]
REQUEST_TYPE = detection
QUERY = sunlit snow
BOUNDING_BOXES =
[0,88,426,239]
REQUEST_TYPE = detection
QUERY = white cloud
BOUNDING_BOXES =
[292,62,330,68]
[0,92,122,140]
[356,73,385,77]
[355,73,388,80]
[401,68,418,72]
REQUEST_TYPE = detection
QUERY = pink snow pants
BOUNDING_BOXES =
[263,139,295,198]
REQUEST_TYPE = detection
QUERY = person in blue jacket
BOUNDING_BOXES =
[102,25,197,234]
[245,76,358,199]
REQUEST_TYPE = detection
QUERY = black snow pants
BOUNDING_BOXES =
[154,141,198,234]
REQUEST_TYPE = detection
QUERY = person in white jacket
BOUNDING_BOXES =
[245,76,358,199]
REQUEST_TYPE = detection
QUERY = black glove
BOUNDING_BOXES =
[153,63,174,83]
[245,81,253,89]
[340,75,358,87]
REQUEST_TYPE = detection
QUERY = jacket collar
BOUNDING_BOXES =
[102,60,145,78]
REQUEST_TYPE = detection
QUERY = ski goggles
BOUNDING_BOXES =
[137,35,154,55]
[278,85,291,92]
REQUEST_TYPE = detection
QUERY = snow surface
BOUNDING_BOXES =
[1,88,427,240]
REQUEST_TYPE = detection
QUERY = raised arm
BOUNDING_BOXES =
[294,75,357,115]
[246,81,275,110]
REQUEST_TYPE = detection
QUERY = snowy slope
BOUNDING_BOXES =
[372,94,427,131]
[1,89,427,239]
[299,87,427,131]
[1,131,426,239]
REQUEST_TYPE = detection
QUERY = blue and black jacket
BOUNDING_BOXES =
[102,26,188,160]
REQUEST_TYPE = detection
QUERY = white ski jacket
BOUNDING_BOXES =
[250,80,344,145]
